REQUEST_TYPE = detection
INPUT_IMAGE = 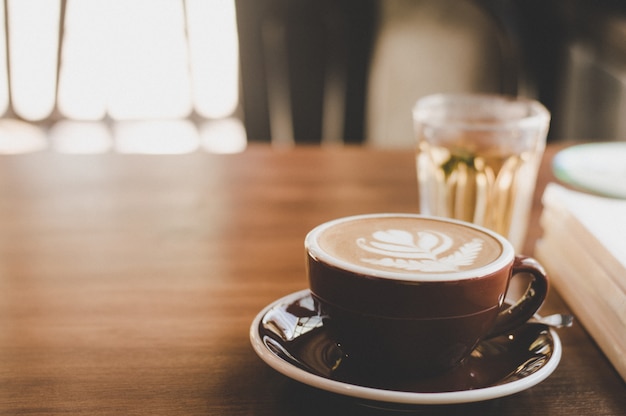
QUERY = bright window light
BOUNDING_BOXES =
[0,119,47,153]
[186,0,240,119]
[56,0,115,120]
[7,0,60,121]
[59,0,192,120]
[1,0,245,154]
[200,118,247,154]
[48,121,112,154]
[114,120,200,154]
[0,4,8,116]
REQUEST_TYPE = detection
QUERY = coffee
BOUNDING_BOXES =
[314,215,505,279]
[305,214,548,377]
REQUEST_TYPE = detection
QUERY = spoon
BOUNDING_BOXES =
[531,313,574,328]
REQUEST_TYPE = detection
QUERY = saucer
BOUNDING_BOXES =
[250,289,562,405]
[553,142,626,199]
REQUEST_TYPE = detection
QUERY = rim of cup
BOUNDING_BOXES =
[305,213,515,282]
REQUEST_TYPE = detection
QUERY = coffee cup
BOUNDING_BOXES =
[305,213,548,377]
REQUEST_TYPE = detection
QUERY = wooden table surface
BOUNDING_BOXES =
[0,143,624,415]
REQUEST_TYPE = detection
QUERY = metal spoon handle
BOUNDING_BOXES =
[531,313,574,328]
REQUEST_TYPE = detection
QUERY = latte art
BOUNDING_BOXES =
[357,229,484,272]
[309,214,508,280]
[357,229,454,260]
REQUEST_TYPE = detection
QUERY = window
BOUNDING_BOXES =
[0,0,246,154]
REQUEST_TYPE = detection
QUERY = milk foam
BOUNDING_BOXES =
[307,214,510,281]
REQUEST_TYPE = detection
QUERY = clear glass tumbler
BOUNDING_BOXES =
[413,93,550,252]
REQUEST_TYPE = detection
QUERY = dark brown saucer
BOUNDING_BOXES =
[250,290,562,405]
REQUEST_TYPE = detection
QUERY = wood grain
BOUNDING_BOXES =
[0,144,623,415]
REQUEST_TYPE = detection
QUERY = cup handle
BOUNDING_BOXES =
[487,256,549,337]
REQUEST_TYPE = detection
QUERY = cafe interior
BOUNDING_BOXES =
[236,0,626,147]
[1,0,625,151]
[0,0,625,415]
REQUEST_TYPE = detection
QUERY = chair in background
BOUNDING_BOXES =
[235,0,376,146]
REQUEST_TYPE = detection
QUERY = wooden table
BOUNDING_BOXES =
[0,143,624,415]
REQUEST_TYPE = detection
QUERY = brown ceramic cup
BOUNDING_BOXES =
[305,213,549,377]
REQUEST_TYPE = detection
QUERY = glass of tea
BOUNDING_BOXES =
[413,93,550,252]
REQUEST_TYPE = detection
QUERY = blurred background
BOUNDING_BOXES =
[1,0,625,153]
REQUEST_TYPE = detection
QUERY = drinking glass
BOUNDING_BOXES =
[413,93,550,251]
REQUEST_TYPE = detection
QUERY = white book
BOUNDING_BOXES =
[541,183,626,292]
[539,206,626,323]
[536,236,626,382]
[536,183,626,381]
